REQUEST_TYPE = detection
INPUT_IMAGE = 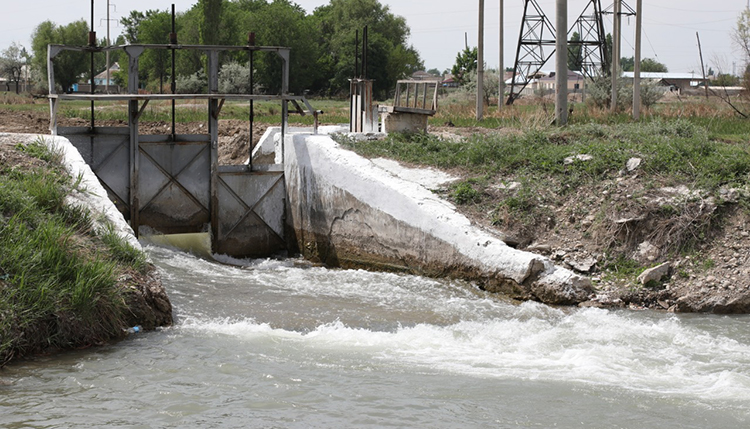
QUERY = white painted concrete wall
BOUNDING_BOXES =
[283,132,592,304]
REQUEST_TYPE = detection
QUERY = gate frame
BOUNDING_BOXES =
[48,43,314,255]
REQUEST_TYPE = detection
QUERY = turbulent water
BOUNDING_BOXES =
[2,244,750,428]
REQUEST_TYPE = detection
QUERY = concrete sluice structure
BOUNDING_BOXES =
[47,40,592,306]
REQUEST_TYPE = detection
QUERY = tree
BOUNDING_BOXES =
[120,11,148,44]
[138,10,173,92]
[620,56,634,72]
[712,73,739,87]
[426,68,441,77]
[199,0,223,46]
[620,56,668,73]
[312,0,423,97]
[733,7,750,63]
[567,32,582,71]
[450,46,477,86]
[0,42,26,93]
[31,20,89,92]
[242,0,321,94]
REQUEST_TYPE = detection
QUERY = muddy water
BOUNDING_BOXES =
[2,244,749,428]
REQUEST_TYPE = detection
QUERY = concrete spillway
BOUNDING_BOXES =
[280,128,592,305]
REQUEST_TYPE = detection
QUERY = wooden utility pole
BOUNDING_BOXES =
[611,0,621,112]
[697,32,709,99]
[498,0,504,110]
[555,0,568,125]
[477,0,485,120]
[633,0,642,119]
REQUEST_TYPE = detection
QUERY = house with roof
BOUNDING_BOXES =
[93,62,120,87]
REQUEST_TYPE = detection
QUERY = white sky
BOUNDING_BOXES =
[1,0,747,75]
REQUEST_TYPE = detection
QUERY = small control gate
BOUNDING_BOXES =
[49,41,314,258]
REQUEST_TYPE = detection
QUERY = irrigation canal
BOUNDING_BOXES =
[2,244,750,428]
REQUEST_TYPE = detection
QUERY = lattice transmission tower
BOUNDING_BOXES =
[507,0,618,105]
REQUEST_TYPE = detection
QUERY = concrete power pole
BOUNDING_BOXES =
[477,0,485,120]
[611,0,621,112]
[498,0,504,110]
[106,0,110,93]
[555,0,568,125]
[633,0,642,119]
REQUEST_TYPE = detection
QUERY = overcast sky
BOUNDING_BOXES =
[1,0,748,75]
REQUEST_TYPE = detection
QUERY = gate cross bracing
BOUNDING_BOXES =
[48,42,316,258]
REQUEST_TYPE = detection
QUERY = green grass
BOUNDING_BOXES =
[338,119,750,193]
[0,139,147,366]
[55,98,350,126]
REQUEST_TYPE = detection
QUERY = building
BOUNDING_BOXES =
[622,72,709,94]
[538,70,585,92]
[93,62,120,87]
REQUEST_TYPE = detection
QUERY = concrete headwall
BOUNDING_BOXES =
[283,132,593,305]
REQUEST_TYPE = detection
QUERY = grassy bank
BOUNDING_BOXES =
[0,139,149,366]
[338,118,750,272]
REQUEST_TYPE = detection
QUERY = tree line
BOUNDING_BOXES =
[21,0,422,98]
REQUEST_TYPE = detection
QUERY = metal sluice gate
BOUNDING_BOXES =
[47,39,317,258]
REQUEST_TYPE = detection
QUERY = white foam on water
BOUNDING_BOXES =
[176,306,750,405]
[150,245,750,410]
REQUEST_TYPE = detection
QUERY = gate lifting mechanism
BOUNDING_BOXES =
[349,26,377,133]
[47,3,318,258]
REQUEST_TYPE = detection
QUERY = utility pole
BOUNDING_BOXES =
[477,0,485,121]
[555,0,568,125]
[611,0,621,113]
[633,0,642,119]
[697,32,709,99]
[106,0,110,93]
[498,0,504,110]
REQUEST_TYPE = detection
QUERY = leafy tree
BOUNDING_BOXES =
[621,56,668,73]
[733,7,750,62]
[426,68,441,76]
[120,11,148,44]
[313,0,422,97]
[0,42,26,93]
[567,32,582,71]
[620,56,634,72]
[31,20,89,92]
[450,46,477,86]
[199,0,223,46]
[138,10,173,92]
[712,73,739,87]
[242,0,321,94]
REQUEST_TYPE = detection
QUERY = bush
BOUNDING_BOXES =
[219,62,252,94]
[176,70,207,94]
[587,73,665,111]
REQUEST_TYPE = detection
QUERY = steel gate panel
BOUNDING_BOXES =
[138,139,211,234]
[60,127,131,218]
[215,169,286,257]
